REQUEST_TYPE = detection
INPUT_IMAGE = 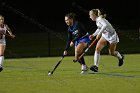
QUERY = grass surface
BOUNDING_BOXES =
[0,54,140,93]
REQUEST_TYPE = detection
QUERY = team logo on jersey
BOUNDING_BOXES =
[72,30,79,36]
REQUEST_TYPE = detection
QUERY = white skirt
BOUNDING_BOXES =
[0,38,6,45]
[102,32,119,44]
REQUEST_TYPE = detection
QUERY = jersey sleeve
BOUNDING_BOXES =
[92,28,100,36]
[97,19,107,35]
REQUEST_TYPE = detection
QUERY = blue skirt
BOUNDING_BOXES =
[75,35,90,46]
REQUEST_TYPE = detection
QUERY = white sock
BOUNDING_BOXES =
[94,51,100,67]
[0,56,4,66]
[115,52,122,59]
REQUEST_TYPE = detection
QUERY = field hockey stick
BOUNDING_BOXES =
[73,38,97,62]
[48,47,71,76]
[48,55,65,76]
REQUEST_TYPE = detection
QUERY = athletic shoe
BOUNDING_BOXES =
[80,64,88,74]
[90,65,98,72]
[118,54,124,66]
[80,70,88,74]
[0,66,3,72]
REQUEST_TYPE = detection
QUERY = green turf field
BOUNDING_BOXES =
[0,54,140,93]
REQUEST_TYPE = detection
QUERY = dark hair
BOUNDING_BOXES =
[65,12,77,21]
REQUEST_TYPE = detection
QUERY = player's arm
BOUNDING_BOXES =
[89,28,100,40]
[91,19,107,40]
[92,28,100,36]
[65,31,72,51]
[64,31,72,56]
[5,24,15,38]
[97,19,107,35]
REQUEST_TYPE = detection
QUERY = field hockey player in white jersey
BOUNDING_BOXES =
[0,15,15,72]
[89,9,124,72]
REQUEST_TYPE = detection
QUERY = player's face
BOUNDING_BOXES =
[0,16,4,25]
[89,11,96,21]
[65,16,73,26]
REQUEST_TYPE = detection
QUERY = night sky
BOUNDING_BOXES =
[0,0,140,33]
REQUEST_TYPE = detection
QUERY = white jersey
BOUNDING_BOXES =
[93,16,119,43]
[0,25,7,45]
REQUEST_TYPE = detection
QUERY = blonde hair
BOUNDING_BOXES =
[90,9,106,18]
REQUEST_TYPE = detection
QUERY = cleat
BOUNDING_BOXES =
[80,70,88,74]
[0,66,3,72]
[118,54,124,66]
[90,65,98,72]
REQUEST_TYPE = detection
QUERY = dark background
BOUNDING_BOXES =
[0,0,140,33]
[0,0,140,58]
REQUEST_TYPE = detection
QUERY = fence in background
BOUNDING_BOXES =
[5,29,140,58]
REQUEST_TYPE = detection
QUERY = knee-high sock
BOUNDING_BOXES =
[80,56,86,65]
[0,56,4,66]
[78,56,85,65]
[115,51,122,59]
[94,51,100,67]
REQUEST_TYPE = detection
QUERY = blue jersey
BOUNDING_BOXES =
[65,21,90,51]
